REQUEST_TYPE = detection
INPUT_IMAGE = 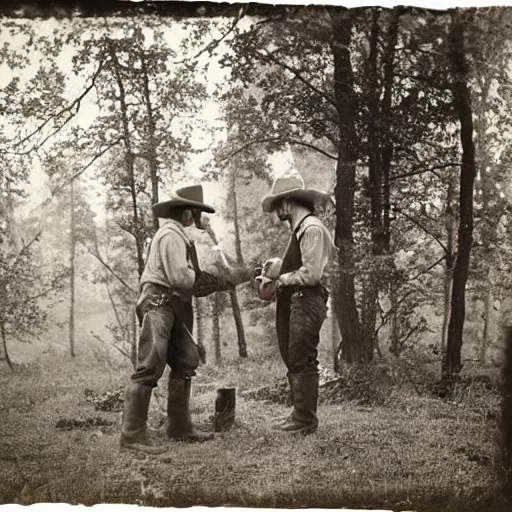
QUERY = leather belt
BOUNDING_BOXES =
[280,283,329,301]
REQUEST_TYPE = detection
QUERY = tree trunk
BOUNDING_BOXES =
[229,288,247,357]
[1,319,13,371]
[69,180,76,358]
[141,51,160,232]
[360,9,382,362]
[231,166,245,266]
[205,215,247,358]
[109,42,145,278]
[443,11,477,379]
[481,268,493,364]
[229,167,247,357]
[381,9,400,252]
[131,309,137,369]
[389,281,400,355]
[213,294,222,365]
[442,174,456,352]
[329,292,340,371]
[330,10,363,364]
[474,81,494,365]
[194,297,207,364]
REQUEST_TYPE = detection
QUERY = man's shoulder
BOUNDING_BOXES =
[300,215,328,234]
[304,215,325,228]
[156,221,191,245]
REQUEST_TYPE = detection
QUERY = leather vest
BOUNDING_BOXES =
[278,214,313,295]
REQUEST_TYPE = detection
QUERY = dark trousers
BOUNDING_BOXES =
[276,286,328,374]
[131,285,199,387]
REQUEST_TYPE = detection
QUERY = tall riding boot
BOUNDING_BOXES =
[273,373,294,425]
[167,378,213,442]
[120,381,166,453]
[278,373,319,435]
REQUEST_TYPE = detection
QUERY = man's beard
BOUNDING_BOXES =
[277,212,291,222]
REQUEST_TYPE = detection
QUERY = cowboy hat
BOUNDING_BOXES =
[152,185,215,218]
[261,168,330,213]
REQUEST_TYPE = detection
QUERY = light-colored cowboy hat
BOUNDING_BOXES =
[261,169,330,213]
[152,185,215,218]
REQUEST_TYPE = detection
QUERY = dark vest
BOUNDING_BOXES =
[279,214,313,275]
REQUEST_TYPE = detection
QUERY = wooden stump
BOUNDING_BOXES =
[214,387,236,432]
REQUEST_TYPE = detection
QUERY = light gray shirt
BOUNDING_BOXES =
[279,213,336,287]
[139,219,196,299]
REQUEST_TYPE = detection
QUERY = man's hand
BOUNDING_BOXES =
[262,258,282,280]
[253,266,263,279]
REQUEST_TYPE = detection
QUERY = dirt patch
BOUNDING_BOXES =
[55,417,115,430]
[84,387,124,412]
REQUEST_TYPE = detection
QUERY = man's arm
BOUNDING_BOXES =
[278,226,327,287]
[159,232,196,291]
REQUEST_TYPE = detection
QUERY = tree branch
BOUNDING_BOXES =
[176,7,247,65]
[255,48,338,111]
[50,138,122,198]
[218,137,337,163]
[6,60,105,153]
[91,332,131,360]
[105,274,128,333]
[82,244,136,294]
[395,208,449,254]
[390,162,461,181]
[4,231,42,279]
[409,254,447,282]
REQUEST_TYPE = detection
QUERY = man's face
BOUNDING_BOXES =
[181,209,195,227]
[275,199,292,223]
[191,209,202,228]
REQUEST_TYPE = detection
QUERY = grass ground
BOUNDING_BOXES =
[0,339,507,512]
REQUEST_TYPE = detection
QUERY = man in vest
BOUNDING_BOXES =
[257,169,335,435]
[120,185,216,452]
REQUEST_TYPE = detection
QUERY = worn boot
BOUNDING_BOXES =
[167,378,213,442]
[278,373,319,435]
[273,373,294,425]
[120,382,167,453]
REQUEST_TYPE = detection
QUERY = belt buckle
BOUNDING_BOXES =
[150,294,165,307]
[292,288,303,298]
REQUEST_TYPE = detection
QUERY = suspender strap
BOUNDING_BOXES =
[293,213,314,242]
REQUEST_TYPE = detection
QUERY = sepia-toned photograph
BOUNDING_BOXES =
[1,1,512,510]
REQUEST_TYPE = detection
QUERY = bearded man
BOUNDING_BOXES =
[257,169,335,435]
[120,185,216,452]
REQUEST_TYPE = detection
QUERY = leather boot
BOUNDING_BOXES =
[278,373,318,435]
[120,382,167,453]
[273,373,294,425]
[167,378,213,442]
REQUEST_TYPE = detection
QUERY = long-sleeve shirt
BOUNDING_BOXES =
[139,219,197,300]
[279,213,335,288]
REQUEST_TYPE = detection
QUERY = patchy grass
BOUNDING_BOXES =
[0,347,507,511]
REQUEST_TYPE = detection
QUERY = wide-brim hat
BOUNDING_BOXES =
[152,185,215,218]
[261,169,330,213]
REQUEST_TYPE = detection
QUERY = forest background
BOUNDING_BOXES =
[1,3,512,510]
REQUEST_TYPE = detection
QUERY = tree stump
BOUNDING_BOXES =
[214,387,236,432]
